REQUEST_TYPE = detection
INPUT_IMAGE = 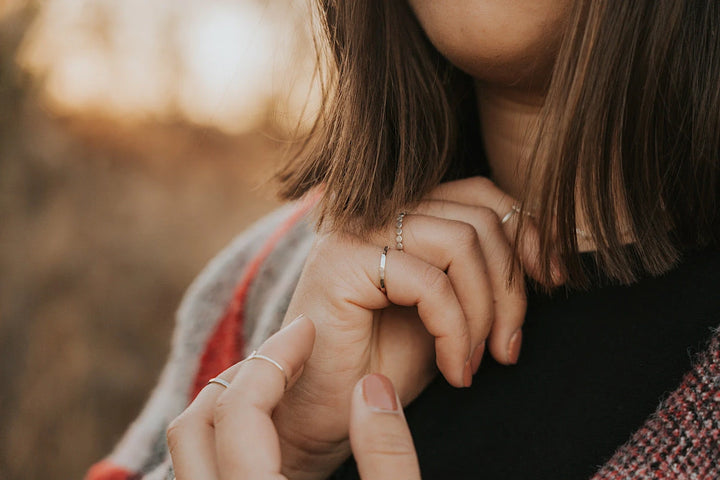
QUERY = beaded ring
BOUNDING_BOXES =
[395,212,406,250]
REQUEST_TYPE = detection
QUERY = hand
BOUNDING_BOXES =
[167,315,422,480]
[274,177,561,479]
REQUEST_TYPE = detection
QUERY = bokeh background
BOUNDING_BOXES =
[0,1,318,478]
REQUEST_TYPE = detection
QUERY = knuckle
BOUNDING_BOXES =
[212,395,235,427]
[471,176,495,191]
[451,221,480,251]
[429,181,452,197]
[166,415,188,452]
[475,206,501,227]
[421,264,450,293]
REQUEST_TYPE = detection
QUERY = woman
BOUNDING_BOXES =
[86,1,719,479]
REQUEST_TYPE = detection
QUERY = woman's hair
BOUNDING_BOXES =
[274,0,719,287]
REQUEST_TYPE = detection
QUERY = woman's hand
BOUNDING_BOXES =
[274,177,559,479]
[167,315,422,480]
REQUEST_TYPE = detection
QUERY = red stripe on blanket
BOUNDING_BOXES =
[85,195,319,480]
[190,195,319,401]
[84,460,140,480]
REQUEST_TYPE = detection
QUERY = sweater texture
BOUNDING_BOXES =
[85,200,720,480]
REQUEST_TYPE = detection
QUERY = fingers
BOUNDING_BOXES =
[355,244,471,387]
[168,362,245,480]
[427,176,560,284]
[213,315,315,479]
[350,374,421,480]
[170,315,316,480]
[411,203,527,366]
[378,214,495,373]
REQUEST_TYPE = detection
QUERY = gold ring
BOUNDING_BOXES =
[207,377,231,389]
[379,246,389,293]
[241,350,289,390]
[501,205,523,224]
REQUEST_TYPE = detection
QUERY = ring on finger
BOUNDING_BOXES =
[379,245,389,293]
[395,212,406,251]
[500,205,527,225]
[207,377,231,389]
[240,350,289,390]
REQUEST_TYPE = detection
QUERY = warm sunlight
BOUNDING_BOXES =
[16,0,320,134]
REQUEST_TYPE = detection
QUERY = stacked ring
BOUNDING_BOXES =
[501,205,523,225]
[395,212,406,250]
[206,351,290,391]
[241,350,289,391]
[379,246,389,293]
[207,377,231,389]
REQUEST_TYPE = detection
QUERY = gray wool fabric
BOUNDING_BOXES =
[96,202,314,480]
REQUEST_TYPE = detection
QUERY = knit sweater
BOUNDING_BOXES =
[85,199,720,480]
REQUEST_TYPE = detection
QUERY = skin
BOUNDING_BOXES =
[171,179,542,480]
[407,0,572,90]
[273,180,546,479]
[408,0,573,199]
[170,2,575,479]
[409,0,604,250]
[168,316,422,480]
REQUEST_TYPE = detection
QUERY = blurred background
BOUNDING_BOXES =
[0,1,318,478]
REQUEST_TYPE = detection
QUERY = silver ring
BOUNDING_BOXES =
[207,377,231,389]
[500,205,523,225]
[241,350,289,390]
[379,246,389,293]
[395,212,406,251]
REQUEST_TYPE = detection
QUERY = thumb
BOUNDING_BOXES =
[349,374,422,480]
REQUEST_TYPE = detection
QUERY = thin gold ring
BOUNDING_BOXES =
[241,350,289,390]
[501,205,524,225]
[379,246,389,293]
[207,377,231,389]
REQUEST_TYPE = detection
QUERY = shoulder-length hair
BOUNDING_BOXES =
[274,0,719,287]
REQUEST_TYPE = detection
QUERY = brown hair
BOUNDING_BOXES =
[274,0,719,287]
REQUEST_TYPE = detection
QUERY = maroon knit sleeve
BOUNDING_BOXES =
[591,328,720,479]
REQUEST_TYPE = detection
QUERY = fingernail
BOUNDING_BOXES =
[507,329,522,365]
[362,374,398,412]
[470,343,485,374]
[463,360,473,388]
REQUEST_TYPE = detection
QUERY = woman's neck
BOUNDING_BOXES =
[474,81,623,251]
[474,81,544,199]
